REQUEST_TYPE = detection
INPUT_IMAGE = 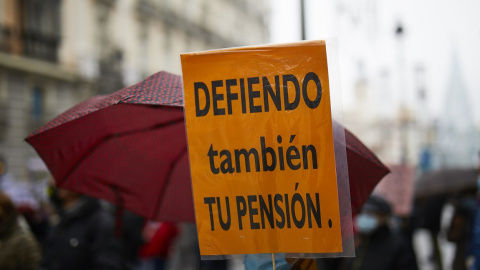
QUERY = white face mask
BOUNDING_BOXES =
[355,213,379,234]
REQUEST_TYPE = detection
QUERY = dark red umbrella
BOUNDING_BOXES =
[415,168,478,197]
[339,126,390,214]
[26,71,388,223]
[26,71,194,222]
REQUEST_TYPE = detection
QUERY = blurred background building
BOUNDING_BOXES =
[3,0,478,182]
[270,0,480,171]
[269,2,479,269]
[331,1,480,171]
[0,0,269,182]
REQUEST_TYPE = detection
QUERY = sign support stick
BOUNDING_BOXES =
[272,253,276,270]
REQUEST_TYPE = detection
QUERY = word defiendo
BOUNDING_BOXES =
[194,72,323,117]
[203,186,324,231]
[207,135,318,174]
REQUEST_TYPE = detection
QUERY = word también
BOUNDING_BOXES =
[207,135,318,174]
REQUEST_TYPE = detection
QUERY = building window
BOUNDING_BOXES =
[31,86,44,123]
[95,0,123,93]
[23,0,61,62]
[0,0,61,62]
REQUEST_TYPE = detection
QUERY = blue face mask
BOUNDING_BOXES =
[355,213,378,234]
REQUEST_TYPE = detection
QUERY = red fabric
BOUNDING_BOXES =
[29,71,184,136]
[343,128,390,214]
[26,72,194,223]
[331,121,390,215]
[139,223,179,258]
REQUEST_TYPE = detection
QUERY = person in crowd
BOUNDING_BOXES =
[100,200,145,270]
[337,194,418,270]
[138,221,178,270]
[0,191,42,270]
[446,189,477,270]
[412,194,448,269]
[38,183,123,270]
[468,152,480,270]
[119,209,146,269]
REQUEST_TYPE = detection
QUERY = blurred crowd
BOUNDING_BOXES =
[312,154,480,270]
[0,156,209,270]
[1,153,480,270]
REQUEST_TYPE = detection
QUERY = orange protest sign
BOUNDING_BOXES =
[181,40,342,256]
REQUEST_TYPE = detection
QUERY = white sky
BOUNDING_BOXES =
[269,0,480,126]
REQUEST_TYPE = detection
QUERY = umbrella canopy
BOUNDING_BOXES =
[340,127,390,214]
[26,71,193,222]
[26,71,389,223]
[415,168,478,198]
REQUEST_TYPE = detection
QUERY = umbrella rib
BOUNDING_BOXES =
[59,117,185,184]
[152,146,188,221]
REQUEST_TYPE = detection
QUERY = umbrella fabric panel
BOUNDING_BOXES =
[347,148,391,214]
[343,129,390,214]
[156,153,195,222]
[25,71,192,223]
[331,121,390,214]
[58,121,188,221]
[120,71,183,106]
[27,104,184,184]
[30,71,184,136]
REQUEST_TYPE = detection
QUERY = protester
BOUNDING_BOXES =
[101,201,146,270]
[38,183,123,270]
[412,194,448,269]
[446,190,476,270]
[342,194,418,270]
[0,156,50,243]
[468,152,480,270]
[139,221,178,270]
[119,210,146,269]
[0,191,42,270]
[23,158,51,243]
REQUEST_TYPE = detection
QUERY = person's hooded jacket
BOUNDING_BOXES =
[39,197,122,270]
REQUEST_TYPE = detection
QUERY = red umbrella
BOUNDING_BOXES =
[339,126,391,213]
[26,71,388,223]
[26,71,194,222]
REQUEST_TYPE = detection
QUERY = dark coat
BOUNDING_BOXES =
[39,197,122,270]
[344,225,418,270]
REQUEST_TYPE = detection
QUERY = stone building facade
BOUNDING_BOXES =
[0,0,269,181]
